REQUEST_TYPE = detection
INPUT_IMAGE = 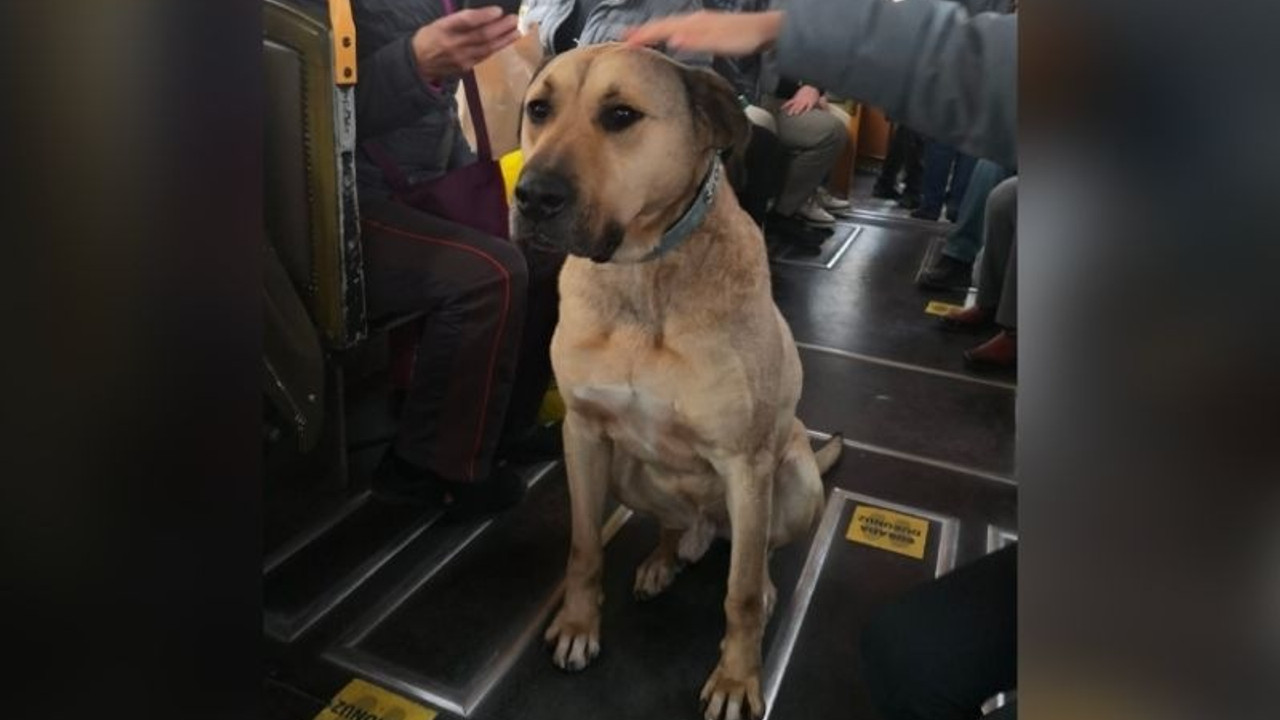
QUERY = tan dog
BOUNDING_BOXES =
[513,44,841,720]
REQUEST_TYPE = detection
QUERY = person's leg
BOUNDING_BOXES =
[860,545,1017,720]
[915,140,956,220]
[944,160,1010,264]
[735,116,787,226]
[752,105,830,251]
[874,124,907,196]
[945,152,978,221]
[496,246,564,461]
[771,103,848,218]
[995,240,1017,331]
[744,104,777,135]
[964,177,1018,369]
[817,103,854,207]
[898,127,926,207]
[918,160,1009,290]
[974,177,1018,316]
[360,198,529,491]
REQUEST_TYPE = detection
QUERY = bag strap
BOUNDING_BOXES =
[442,0,496,162]
[361,139,413,194]
[460,69,494,161]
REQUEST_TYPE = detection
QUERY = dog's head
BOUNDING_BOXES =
[512,44,749,263]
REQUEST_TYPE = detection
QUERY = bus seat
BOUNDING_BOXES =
[263,0,366,351]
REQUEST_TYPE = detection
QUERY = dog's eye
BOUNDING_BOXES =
[599,105,643,133]
[526,99,552,124]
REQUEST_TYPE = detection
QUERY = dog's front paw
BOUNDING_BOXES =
[634,552,681,600]
[544,604,601,672]
[700,661,764,720]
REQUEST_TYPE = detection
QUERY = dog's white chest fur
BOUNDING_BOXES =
[569,383,706,472]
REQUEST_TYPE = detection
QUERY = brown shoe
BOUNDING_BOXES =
[938,305,995,333]
[963,330,1017,371]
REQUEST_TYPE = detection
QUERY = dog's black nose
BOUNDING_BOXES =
[515,171,574,221]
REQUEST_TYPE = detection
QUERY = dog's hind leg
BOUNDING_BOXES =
[634,527,684,600]
[770,420,832,548]
[678,516,716,564]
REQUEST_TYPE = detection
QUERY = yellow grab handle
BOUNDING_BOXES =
[328,0,357,85]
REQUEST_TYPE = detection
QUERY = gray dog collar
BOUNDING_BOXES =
[635,158,721,263]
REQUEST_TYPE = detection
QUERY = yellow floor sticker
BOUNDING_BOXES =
[924,301,964,317]
[846,505,930,560]
[314,679,437,720]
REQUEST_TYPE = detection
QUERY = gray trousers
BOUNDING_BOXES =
[763,95,848,215]
[976,176,1018,329]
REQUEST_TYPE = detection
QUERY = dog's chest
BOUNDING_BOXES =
[557,329,728,472]
[569,380,707,471]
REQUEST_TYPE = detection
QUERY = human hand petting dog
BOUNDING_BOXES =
[412,7,520,84]
[623,10,784,57]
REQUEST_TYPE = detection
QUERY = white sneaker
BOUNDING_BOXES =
[816,186,851,211]
[794,197,836,225]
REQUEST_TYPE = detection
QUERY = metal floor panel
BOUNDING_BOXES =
[768,223,862,269]
[763,489,959,720]
[466,500,816,720]
[796,346,1016,477]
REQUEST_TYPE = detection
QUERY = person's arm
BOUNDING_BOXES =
[354,32,450,140]
[775,0,1016,166]
[350,5,519,139]
[624,1,1016,165]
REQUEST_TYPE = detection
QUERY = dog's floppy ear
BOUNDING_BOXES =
[679,65,752,164]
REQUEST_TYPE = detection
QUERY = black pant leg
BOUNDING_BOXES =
[900,127,926,197]
[360,199,529,484]
[877,124,908,189]
[500,248,564,437]
[735,123,786,226]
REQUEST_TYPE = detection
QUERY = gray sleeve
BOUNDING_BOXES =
[775,0,1016,167]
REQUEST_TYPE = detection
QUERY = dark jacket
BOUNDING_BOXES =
[305,0,473,200]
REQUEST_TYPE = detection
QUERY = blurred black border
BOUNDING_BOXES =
[1,2,262,718]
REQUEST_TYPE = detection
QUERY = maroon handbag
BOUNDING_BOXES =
[362,0,510,239]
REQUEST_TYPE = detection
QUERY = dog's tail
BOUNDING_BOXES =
[815,433,844,475]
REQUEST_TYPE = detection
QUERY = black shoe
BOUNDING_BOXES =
[766,214,827,254]
[917,254,974,291]
[447,462,527,517]
[371,450,449,509]
[897,194,921,210]
[871,184,901,200]
[372,449,526,516]
[911,206,941,221]
[498,422,563,464]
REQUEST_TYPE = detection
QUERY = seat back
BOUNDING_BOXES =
[263,0,366,349]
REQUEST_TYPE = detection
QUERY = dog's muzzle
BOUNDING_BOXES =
[514,170,574,223]
[513,169,623,262]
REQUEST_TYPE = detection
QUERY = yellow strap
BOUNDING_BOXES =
[328,0,357,85]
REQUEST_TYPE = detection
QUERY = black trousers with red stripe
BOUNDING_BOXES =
[360,198,561,484]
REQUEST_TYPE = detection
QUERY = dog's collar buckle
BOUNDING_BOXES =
[638,159,721,263]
